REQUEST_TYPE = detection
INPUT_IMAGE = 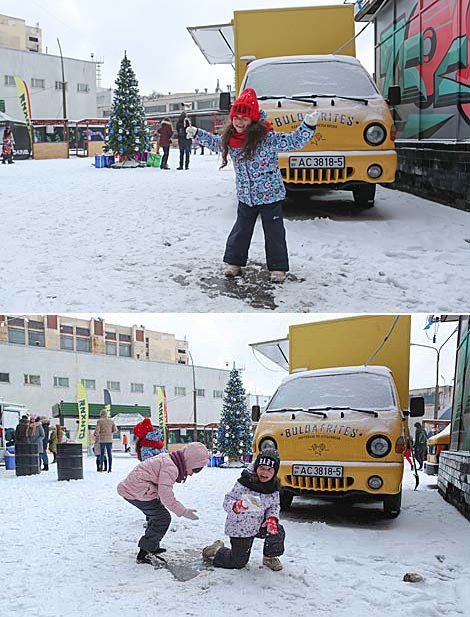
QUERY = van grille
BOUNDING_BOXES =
[281,167,354,184]
[286,474,355,491]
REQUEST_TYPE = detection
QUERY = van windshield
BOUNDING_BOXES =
[267,372,396,412]
[244,60,378,99]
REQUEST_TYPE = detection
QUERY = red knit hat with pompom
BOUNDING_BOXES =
[230,88,260,122]
[133,417,153,439]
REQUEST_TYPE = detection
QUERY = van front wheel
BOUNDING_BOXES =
[280,490,294,511]
[352,184,376,208]
[383,490,402,518]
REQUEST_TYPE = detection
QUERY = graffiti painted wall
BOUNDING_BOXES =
[376,0,470,140]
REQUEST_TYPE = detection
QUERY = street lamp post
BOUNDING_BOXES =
[411,326,458,419]
[187,350,197,432]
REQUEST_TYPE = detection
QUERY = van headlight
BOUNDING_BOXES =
[364,123,386,146]
[260,439,277,451]
[367,435,391,458]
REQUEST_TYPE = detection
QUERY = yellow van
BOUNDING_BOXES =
[425,424,451,475]
[252,365,424,518]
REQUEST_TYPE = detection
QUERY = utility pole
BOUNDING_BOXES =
[57,38,67,120]
[188,350,197,437]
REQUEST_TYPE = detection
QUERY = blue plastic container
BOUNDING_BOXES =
[5,454,15,470]
[216,456,225,466]
[95,155,106,168]
[105,154,115,167]
[208,455,217,468]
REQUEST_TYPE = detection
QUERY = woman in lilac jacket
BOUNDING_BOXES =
[117,442,209,565]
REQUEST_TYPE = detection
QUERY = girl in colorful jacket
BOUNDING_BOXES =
[202,448,284,571]
[133,417,167,461]
[117,442,209,565]
[187,88,318,283]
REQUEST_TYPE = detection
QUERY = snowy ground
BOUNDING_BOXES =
[2,453,469,617]
[1,155,469,312]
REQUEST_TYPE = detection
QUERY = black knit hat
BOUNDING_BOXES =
[254,448,280,475]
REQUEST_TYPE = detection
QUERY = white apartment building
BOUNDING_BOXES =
[0,341,230,427]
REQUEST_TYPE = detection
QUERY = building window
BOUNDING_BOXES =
[28,330,45,347]
[31,78,45,88]
[177,348,186,354]
[55,81,67,90]
[131,382,144,393]
[4,75,15,86]
[24,374,41,385]
[53,376,69,387]
[60,335,74,350]
[8,328,25,345]
[178,359,186,364]
[175,386,186,396]
[77,83,90,93]
[60,324,73,334]
[196,388,205,397]
[29,36,39,42]
[76,337,91,352]
[0,372,10,383]
[119,343,131,357]
[107,380,120,392]
[213,390,223,399]
[76,327,90,336]
[153,385,165,394]
[105,341,117,355]
[145,104,166,113]
[105,331,116,340]
[81,379,96,390]
[0,100,5,113]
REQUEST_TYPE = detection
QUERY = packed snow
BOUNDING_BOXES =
[1,155,469,312]
[1,453,469,617]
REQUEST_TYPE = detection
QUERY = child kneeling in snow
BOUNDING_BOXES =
[203,448,285,571]
[117,442,209,565]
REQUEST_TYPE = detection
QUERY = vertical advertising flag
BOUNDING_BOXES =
[14,76,33,142]
[76,383,89,448]
[156,386,168,445]
[103,389,112,418]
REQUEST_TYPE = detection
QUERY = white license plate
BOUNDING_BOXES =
[289,155,345,169]
[292,464,343,478]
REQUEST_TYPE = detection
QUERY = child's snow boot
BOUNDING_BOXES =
[270,271,287,283]
[224,263,241,277]
[263,556,283,571]
[202,539,224,559]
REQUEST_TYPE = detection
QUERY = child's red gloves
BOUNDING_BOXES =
[262,516,278,534]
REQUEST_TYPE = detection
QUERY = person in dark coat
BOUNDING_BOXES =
[157,118,173,169]
[176,111,192,170]
[40,417,50,471]
[15,415,30,443]
[413,422,427,470]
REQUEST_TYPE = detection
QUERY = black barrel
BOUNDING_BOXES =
[15,443,40,477]
[57,443,83,481]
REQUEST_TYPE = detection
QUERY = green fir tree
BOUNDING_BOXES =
[104,52,150,159]
[216,368,253,461]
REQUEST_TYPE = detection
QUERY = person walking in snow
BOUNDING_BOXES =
[202,448,285,571]
[29,415,45,470]
[176,111,192,170]
[117,442,209,565]
[157,117,173,169]
[93,429,107,472]
[2,125,15,164]
[95,409,117,473]
[133,417,167,461]
[413,422,427,471]
[39,417,50,471]
[186,87,319,283]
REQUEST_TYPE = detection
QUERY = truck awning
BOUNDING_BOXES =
[187,22,235,64]
[249,337,289,370]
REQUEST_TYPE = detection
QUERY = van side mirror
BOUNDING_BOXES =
[387,85,401,106]
[219,92,231,112]
[409,396,425,417]
[252,405,261,422]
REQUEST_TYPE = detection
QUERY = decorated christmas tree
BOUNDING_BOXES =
[104,52,150,160]
[216,367,253,461]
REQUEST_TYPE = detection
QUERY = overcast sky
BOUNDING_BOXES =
[4,0,375,94]
[71,313,460,396]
